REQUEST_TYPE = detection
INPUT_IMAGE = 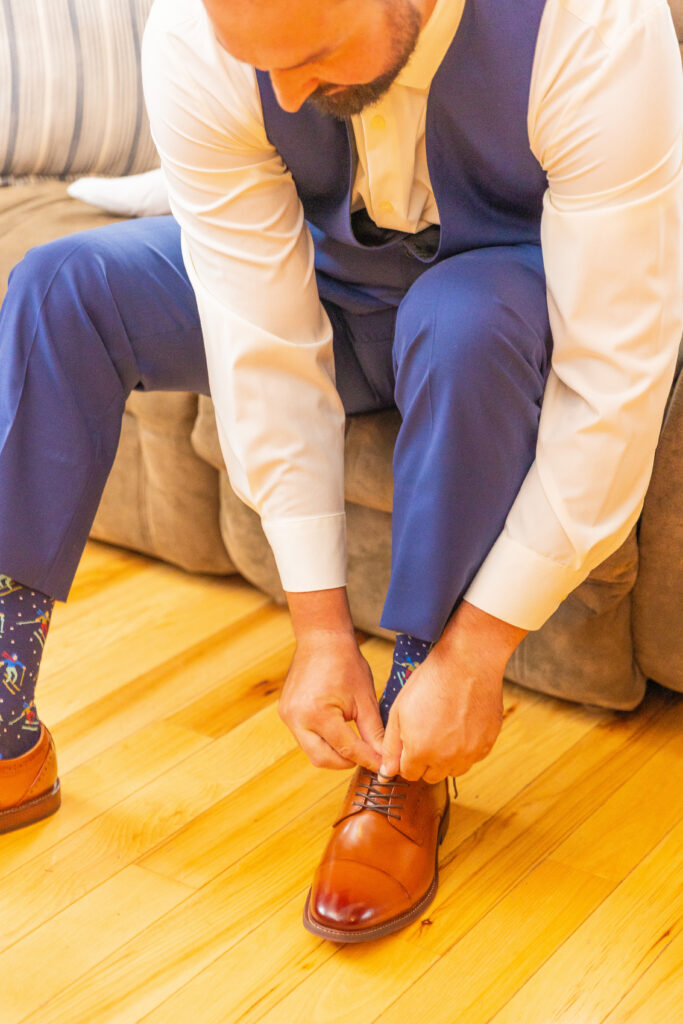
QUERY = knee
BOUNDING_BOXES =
[2,231,136,395]
[393,247,550,389]
[8,233,100,311]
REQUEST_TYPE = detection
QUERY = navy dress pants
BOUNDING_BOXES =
[0,216,552,639]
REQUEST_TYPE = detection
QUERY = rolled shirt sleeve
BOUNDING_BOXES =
[141,0,347,592]
[465,0,683,628]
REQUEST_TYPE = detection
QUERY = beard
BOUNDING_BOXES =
[307,1,422,118]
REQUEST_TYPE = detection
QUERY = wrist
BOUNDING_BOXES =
[436,599,528,668]
[285,587,356,645]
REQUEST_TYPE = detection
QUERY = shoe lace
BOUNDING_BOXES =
[352,771,408,820]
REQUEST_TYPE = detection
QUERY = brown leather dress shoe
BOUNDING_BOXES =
[303,766,453,942]
[0,723,61,834]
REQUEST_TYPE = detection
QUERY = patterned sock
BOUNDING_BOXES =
[378,632,434,727]
[0,575,54,759]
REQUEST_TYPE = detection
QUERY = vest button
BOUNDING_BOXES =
[370,114,386,131]
[379,200,394,214]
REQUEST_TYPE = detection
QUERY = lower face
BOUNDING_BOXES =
[308,2,423,118]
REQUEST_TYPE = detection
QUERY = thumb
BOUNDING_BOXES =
[356,691,385,759]
[380,705,403,778]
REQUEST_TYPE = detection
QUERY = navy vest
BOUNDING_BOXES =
[256,0,548,311]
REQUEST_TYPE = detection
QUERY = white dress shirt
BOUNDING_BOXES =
[141,0,683,630]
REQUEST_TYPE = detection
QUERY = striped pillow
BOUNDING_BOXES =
[0,0,159,182]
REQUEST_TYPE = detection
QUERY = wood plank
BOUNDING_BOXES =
[231,689,679,1024]
[358,637,395,696]
[20,687,674,1023]
[0,766,226,953]
[0,720,212,882]
[56,540,154,605]
[52,604,294,773]
[369,861,612,1024]
[6,542,680,1024]
[373,720,683,1022]
[0,701,303,949]
[136,892,340,1024]
[39,567,270,719]
[601,931,683,1023]
[488,819,683,1023]
[551,726,683,881]
[19,781,346,1024]
[448,682,606,841]
[165,638,292,739]
[139,856,612,1024]
[138,745,340,888]
[0,865,192,1024]
[138,661,599,890]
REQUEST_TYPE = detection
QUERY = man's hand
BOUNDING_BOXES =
[279,588,384,772]
[381,601,527,783]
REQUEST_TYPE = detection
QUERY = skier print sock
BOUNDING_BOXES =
[378,632,434,727]
[0,575,54,759]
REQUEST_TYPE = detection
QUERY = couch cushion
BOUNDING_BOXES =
[506,526,646,709]
[632,369,683,692]
[193,395,399,514]
[669,0,683,62]
[92,391,234,576]
[344,411,398,513]
[0,0,157,182]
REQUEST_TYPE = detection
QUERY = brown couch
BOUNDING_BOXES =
[1,7,681,711]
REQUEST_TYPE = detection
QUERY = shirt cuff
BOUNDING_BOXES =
[463,533,590,631]
[261,513,347,593]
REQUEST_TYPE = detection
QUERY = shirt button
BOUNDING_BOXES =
[379,200,394,214]
[371,114,386,131]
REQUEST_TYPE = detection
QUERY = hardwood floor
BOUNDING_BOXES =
[1,540,681,1023]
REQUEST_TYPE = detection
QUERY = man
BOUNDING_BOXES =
[0,0,681,943]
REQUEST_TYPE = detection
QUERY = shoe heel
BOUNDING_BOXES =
[0,779,61,834]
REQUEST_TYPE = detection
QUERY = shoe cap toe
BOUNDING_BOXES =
[310,859,412,930]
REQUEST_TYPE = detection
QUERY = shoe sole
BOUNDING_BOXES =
[0,779,61,834]
[302,793,451,943]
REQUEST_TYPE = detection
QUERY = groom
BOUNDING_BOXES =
[0,0,681,943]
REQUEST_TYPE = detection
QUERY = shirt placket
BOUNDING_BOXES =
[360,100,408,231]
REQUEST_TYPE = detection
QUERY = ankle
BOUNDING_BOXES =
[0,575,53,761]
[379,632,435,724]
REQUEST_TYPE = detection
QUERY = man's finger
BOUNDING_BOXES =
[380,707,403,778]
[323,717,382,772]
[399,747,428,782]
[299,729,356,770]
[355,692,385,759]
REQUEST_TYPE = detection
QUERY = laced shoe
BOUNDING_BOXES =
[303,765,453,942]
[0,724,61,833]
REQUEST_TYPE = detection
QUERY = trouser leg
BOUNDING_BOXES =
[381,244,552,641]
[0,215,207,600]
[0,214,400,602]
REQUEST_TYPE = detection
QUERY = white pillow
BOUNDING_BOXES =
[0,0,159,182]
[67,168,171,217]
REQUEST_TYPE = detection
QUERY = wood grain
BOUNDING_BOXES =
[2,540,680,1024]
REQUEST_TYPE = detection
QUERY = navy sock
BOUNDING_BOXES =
[0,575,54,759]
[378,632,434,727]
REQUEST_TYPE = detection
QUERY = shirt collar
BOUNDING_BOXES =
[396,0,467,91]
